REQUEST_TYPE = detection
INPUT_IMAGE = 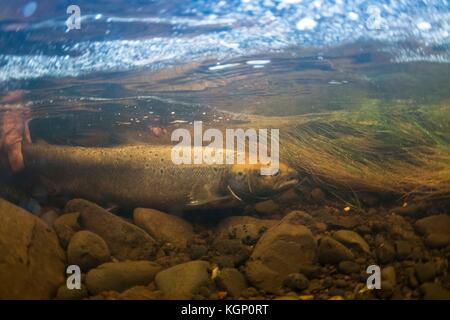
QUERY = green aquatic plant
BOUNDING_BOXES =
[245,99,450,199]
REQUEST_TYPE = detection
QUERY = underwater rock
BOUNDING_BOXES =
[86,261,162,295]
[387,214,420,242]
[283,273,309,291]
[420,283,450,300]
[375,241,396,265]
[390,203,427,218]
[55,283,89,300]
[190,244,208,260]
[245,211,317,293]
[40,210,59,227]
[358,193,380,207]
[333,230,371,254]
[254,199,279,216]
[133,208,194,249]
[298,264,321,279]
[415,214,450,248]
[67,230,111,272]
[416,214,450,234]
[0,198,66,299]
[216,268,248,298]
[338,261,360,275]
[228,223,261,245]
[154,260,211,299]
[65,199,158,260]
[326,215,361,230]
[381,266,397,287]
[214,215,277,242]
[118,286,162,300]
[310,188,325,203]
[19,197,42,216]
[212,239,251,267]
[53,212,81,249]
[395,240,413,260]
[424,234,450,249]
[274,188,302,205]
[317,237,354,265]
[415,262,437,284]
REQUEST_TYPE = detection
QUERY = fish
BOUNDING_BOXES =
[22,142,299,212]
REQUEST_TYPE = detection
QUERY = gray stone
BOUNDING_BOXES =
[333,230,371,254]
[0,198,66,299]
[65,199,158,261]
[133,208,194,249]
[86,261,162,295]
[155,260,211,299]
[245,211,317,293]
[67,230,111,272]
[53,212,81,249]
[318,237,354,265]
[216,268,247,298]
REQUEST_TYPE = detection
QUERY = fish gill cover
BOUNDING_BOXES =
[0,0,449,81]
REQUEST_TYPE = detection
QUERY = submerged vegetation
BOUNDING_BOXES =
[242,99,450,200]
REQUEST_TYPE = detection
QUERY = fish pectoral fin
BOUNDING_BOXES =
[187,183,231,208]
[187,195,232,208]
[227,185,244,202]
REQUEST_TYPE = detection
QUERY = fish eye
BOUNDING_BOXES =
[238,171,243,176]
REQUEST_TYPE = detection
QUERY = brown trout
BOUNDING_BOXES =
[22,142,298,212]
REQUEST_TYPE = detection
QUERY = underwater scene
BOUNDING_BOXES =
[0,0,450,302]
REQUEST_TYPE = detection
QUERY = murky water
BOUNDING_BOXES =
[0,0,449,199]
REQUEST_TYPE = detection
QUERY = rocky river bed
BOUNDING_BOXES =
[0,186,449,300]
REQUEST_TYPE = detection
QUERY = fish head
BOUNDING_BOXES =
[227,162,299,202]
